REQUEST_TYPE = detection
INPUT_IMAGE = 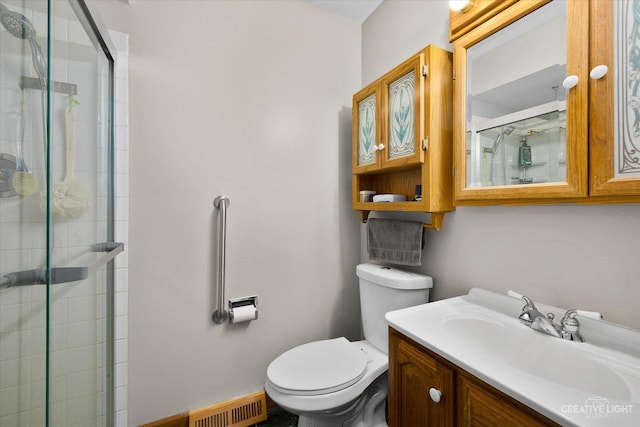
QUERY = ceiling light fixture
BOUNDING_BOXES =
[449,0,474,12]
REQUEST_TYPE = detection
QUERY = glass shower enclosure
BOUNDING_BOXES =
[0,0,119,425]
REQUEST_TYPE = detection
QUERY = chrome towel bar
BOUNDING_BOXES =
[212,195,230,324]
[0,242,124,289]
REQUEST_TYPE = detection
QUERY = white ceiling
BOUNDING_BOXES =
[303,0,383,23]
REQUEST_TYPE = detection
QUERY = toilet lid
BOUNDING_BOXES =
[267,337,368,396]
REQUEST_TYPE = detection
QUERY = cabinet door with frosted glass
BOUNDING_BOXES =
[353,81,381,174]
[380,54,425,169]
[589,0,640,197]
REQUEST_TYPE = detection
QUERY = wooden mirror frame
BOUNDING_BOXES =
[453,0,590,205]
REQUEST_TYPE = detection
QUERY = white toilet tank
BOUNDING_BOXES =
[356,263,432,353]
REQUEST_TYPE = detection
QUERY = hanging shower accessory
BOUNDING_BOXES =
[10,103,37,196]
[0,3,77,201]
[48,96,89,219]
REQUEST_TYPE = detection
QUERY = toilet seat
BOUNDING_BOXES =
[267,337,369,396]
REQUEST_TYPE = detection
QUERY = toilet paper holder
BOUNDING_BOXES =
[229,295,258,323]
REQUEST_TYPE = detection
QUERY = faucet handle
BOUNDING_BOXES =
[517,295,537,326]
[561,309,579,324]
[508,291,539,313]
[520,295,536,311]
[520,295,539,316]
[561,309,584,342]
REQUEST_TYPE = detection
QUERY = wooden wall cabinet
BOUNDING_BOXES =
[388,328,561,427]
[452,0,640,206]
[352,45,454,229]
[589,0,640,198]
[353,55,424,174]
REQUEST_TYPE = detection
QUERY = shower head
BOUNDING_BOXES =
[0,4,47,81]
[483,125,516,153]
[0,5,37,40]
[491,125,516,151]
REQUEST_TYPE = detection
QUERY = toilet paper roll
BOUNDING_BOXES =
[230,305,257,323]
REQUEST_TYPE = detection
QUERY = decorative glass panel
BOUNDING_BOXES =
[614,0,640,177]
[388,72,415,159]
[358,93,377,166]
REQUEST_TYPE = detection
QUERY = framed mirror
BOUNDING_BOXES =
[453,0,589,203]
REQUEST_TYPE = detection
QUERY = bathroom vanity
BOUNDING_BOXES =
[388,328,559,426]
[386,288,640,426]
[389,328,559,426]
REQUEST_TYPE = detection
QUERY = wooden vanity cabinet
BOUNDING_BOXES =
[352,45,454,229]
[388,328,561,427]
[388,327,455,426]
[457,374,558,426]
[452,0,640,206]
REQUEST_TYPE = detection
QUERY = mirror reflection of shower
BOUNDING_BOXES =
[483,125,515,185]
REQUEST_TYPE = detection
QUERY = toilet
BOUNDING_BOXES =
[265,263,433,427]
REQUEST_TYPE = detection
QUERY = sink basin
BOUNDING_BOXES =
[442,313,634,402]
[386,288,640,426]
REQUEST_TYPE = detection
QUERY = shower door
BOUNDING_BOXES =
[0,1,118,426]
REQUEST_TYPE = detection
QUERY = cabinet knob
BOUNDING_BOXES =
[562,75,579,89]
[429,387,442,403]
[376,144,385,151]
[590,65,608,80]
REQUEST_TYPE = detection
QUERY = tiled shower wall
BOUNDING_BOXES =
[111,28,129,427]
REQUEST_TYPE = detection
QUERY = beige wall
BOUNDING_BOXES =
[95,0,362,425]
[362,1,640,329]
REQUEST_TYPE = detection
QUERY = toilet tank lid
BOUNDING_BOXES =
[356,263,433,290]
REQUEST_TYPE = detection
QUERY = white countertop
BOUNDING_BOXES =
[385,288,640,427]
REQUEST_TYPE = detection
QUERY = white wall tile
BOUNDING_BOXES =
[114,361,127,388]
[115,385,127,412]
[114,338,127,365]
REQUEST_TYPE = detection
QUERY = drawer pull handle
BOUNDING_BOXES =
[429,387,442,403]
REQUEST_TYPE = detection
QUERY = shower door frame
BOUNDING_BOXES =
[0,0,119,424]
[63,1,118,425]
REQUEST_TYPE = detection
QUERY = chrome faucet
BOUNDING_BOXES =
[558,309,583,342]
[517,296,583,342]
